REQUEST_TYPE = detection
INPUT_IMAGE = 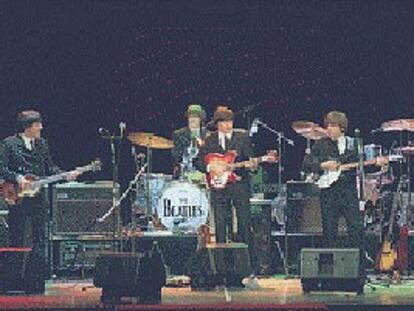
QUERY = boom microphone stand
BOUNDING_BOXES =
[249,118,295,276]
[99,123,125,250]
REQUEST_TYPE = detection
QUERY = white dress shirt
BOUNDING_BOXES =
[22,135,35,151]
[218,132,232,150]
[337,135,346,155]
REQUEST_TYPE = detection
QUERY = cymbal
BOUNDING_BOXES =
[380,119,414,132]
[394,146,414,156]
[127,132,174,149]
[291,121,328,140]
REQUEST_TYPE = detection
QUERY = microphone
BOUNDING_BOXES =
[99,127,111,136]
[249,118,259,137]
[355,128,360,137]
[119,122,126,138]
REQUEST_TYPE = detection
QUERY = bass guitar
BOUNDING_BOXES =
[205,150,278,189]
[0,159,101,206]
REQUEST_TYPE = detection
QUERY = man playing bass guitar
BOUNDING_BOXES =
[0,110,80,294]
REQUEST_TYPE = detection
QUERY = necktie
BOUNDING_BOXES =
[30,140,35,150]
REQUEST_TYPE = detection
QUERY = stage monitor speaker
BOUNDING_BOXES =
[188,243,251,289]
[93,242,166,304]
[52,181,117,236]
[300,248,363,293]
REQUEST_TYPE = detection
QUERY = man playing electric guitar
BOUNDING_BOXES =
[303,111,386,275]
[0,110,80,294]
[196,106,259,276]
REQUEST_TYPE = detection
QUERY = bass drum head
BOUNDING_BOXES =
[157,181,209,233]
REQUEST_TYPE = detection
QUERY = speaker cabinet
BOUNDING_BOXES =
[250,198,273,275]
[93,242,166,304]
[189,243,251,289]
[52,182,117,236]
[287,181,322,233]
[301,248,363,293]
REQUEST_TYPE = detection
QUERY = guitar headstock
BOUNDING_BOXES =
[264,150,278,163]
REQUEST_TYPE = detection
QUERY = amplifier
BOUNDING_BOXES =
[250,199,273,275]
[58,240,114,269]
[286,181,322,233]
[52,181,118,235]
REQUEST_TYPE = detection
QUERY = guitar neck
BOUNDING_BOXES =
[33,165,93,188]
[230,156,267,169]
[339,158,377,171]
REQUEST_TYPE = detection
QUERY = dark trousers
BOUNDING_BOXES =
[210,182,257,273]
[320,184,364,249]
[8,197,48,290]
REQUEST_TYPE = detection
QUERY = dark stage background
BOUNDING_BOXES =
[2,0,414,181]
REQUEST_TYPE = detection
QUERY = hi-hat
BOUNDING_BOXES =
[127,132,173,149]
[292,121,328,140]
[380,119,414,132]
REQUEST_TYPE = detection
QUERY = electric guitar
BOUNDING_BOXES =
[205,150,278,189]
[0,159,102,206]
[315,156,389,189]
[377,191,399,273]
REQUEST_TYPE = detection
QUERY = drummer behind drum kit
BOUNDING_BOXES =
[127,132,208,234]
[291,118,414,231]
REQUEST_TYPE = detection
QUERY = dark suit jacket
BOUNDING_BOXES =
[196,129,254,182]
[0,135,60,183]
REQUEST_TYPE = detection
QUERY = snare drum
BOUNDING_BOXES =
[364,144,382,161]
[157,181,209,233]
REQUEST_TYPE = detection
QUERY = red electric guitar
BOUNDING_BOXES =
[205,150,278,189]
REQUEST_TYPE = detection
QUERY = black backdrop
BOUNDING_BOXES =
[2,0,414,181]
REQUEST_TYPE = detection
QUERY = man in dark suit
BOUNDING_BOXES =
[303,111,364,248]
[172,104,207,180]
[196,106,258,271]
[0,110,78,294]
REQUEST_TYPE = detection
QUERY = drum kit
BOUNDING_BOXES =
[292,118,414,229]
[127,132,208,234]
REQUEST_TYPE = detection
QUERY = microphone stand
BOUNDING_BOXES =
[100,129,123,251]
[97,163,148,252]
[255,119,294,191]
[355,129,365,205]
[254,119,295,276]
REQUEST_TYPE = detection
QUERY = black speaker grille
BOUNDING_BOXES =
[53,182,116,235]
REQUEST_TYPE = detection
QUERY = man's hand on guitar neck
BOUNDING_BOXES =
[320,160,339,171]
[245,158,259,171]
[17,176,33,192]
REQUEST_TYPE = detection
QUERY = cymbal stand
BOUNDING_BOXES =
[145,143,153,217]
[407,133,412,224]
[254,118,295,276]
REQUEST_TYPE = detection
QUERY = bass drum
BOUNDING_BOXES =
[157,181,209,233]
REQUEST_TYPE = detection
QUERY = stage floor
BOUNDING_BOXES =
[1,275,414,310]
